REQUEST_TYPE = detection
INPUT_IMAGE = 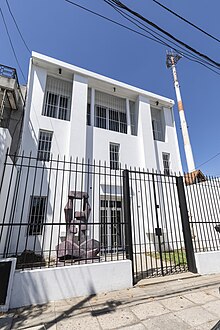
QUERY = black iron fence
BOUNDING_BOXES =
[123,170,192,281]
[0,153,128,270]
[1,152,220,282]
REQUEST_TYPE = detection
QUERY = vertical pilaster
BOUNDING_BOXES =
[126,99,131,135]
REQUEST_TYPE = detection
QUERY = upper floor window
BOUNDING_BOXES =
[43,76,72,121]
[37,130,53,161]
[129,101,136,135]
[95,91,127,134]
[162,153,170,175]
[87,88,91,126]
[110,143,120,170]
[151,107,165,142]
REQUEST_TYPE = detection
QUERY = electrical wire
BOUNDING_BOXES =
[63,0,220,76]
[0,7,26,82]
[195,152,220,170]
[5,0,31,54]
[105,1,220,75]
[104,0,220,68]
[152,0,220,44]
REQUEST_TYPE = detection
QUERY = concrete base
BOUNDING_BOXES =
[195,251,220,275]
[9,260,132,309]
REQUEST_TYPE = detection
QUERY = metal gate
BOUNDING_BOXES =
[123,170,196,282]
[184,175,220,254]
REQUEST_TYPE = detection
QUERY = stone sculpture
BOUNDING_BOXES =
[56,191,100,261]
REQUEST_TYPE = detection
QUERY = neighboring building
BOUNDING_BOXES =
[0,52,183,261]
[0,64,26,157]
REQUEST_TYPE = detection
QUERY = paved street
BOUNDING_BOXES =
[1,272,220,329]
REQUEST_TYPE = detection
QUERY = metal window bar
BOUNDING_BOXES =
[110,143,120,170]
[37,130,53,162]
[43,76,72,121]
[95,90,127,133]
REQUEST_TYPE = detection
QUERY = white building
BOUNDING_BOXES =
[22,52,182,172]
[0,52,183,261]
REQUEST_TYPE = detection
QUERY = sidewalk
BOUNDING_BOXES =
[1,272,220,329]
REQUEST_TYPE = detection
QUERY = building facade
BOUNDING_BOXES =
[0,52,183,261]
[22,52,182,172]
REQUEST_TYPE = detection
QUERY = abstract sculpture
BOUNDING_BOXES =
[56,191,100,261]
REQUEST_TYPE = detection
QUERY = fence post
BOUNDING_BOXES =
[176,176,197,273]
[123,169,134,284]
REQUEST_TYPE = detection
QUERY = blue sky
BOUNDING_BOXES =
[1,0,220,175]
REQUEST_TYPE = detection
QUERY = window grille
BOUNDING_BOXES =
[95,91,127,134]
[151,107,164,141]
[110,143,120,170]
[28,196,47,235]
[162,153,170,175]
[87,88,91,125]
[43,76,72,121]
[87,104,91,126]
[129,101,136,135]
[100,199,123,250]
[37,130,53,161]
[95,106,107,129]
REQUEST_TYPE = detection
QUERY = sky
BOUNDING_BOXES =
[0,0,220,175]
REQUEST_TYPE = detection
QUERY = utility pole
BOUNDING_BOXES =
[166,51,195,173]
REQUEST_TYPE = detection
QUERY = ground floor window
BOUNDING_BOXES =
[28,196,47,235]
[100,199,124,251]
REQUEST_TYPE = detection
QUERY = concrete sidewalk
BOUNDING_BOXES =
[1,272,220,329]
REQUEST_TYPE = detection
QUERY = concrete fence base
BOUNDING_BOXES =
[195,251,220,275]
[9,260,132,309]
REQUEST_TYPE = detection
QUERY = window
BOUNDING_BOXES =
[28,196,47,235]
[162,153,170,175]
[43,76,72,121]
[87,103,91,126]
[95,106,106,129]
[100,199,124,250]
[95,91,127,134]
[151,107,165,141]
[109,109,127,134]
[87,88,91,126]
[110,143,120,170]
[129,101,136,135]
[37,130,53,161]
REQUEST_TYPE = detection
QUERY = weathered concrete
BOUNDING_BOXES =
[2,272,220,330]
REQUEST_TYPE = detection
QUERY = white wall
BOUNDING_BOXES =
[0,128,11,179]
[195,251,220,275]
[69,74,88,160]
[154,107,183,174]
[21,65,71,158]
[0,129,18,255]
[10,260,132,308]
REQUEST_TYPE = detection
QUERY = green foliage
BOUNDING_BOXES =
[147,250,187,265]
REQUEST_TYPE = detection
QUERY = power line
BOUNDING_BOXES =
[5,0,31,54]
[63,0,220,76]
[152,0,220,44]
[196,152,220,170]
[0,6,26,82]
[104,0,220,68]
[105,1,220,75]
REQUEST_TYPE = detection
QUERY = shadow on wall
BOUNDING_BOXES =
[9,264,124,329]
